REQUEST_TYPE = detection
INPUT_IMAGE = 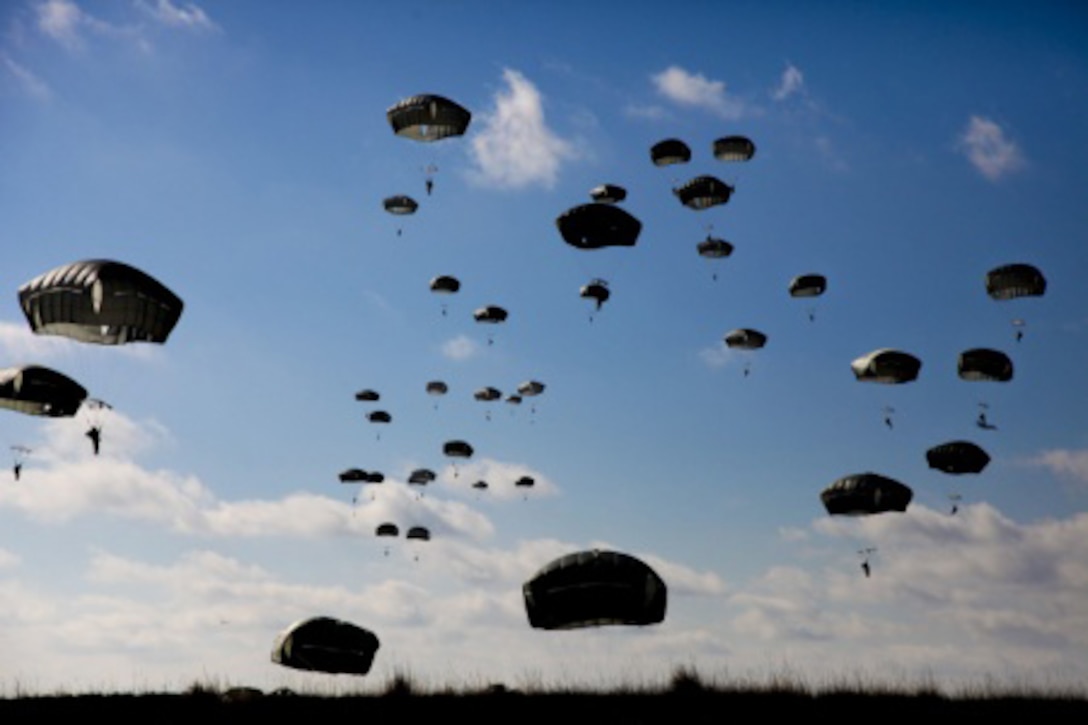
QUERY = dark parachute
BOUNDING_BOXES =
[0,365,87,417]
[375,522,399,538]
[406,525,431,541]
[473,305,508,324]
[426,380,448,396]
[387,93,472,142]
[556,203,643,250]
[958,348,1013,382]
[589,183,627,204]
[523,549,667,630]
[821,472,913,515]
[697,235,734,260]
[474,386,502,402]
[383,195,418,215]
[355,389,380,402]
[443,439,473,459]
[672,175,734,210]
[408,468,436,486]
[429,274,460,294]
[367,410,392,424]
[712,135,756,162]
[788,273,827,298]
[926,440,991,475]
[580,278,611,311]
[650,138,691,166]
[338,468,369,483]
[270,616,380,676]
[985,263,1046,300]
[724,328,767,350]
[851,348,922,384]
[19,259,183,345]
[517,380,545,397]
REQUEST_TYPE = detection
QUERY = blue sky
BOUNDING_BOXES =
[2,0,1087,694]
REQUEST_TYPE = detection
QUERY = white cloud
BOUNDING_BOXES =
[958,115,1025,181]
[36,0,84,50]
[137,0,220,32]
[468,68,579,189]
[440,334,478,361]
[772,63,804,101]
[1028,449,1088,486]
[1,54,52,100]
[651,65,746,120]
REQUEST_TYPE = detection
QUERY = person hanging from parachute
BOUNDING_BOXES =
[859,547,876,578]
[976,402,998,430]
[80,398,111,456]
[423,164,438,196]
[10,445,31,481]
[86,426,102,456]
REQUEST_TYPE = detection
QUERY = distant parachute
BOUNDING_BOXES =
[697,235,734,281]
[18,259,184,345]
[387,93,472,142]
[472,480,489,493]
[474,305,508,345]
[0,365,87,417]
[926,440,991,475]
[985,263,1046,300]
[851,349,922,384]
[408,468,436,486]
[650,138,691,166]
[270,616,380,676]
[589,183,627,204]
[788,273,827,298]
[338,468,370,483]
[523,549,667,630]
[712,135,756,162]
[406,525,430,541]
[355,389,380,402]
[474,386,502,402]
[367,410,392,424]
[443,439,473,477]
[556,203,643,250]
[957,348,1013,382]
[724,328,767,350]
[821,472,913,516]
[515,475,535,499]
[383,195,418,215]
[580,278,611,315]
[517,380,545,397]
[430,275,460,316]
[672,175,734,210]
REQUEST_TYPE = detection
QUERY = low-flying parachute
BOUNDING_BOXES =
[589,183,627,204]
[926,440,990,475]
[523,549,667,630]
[712,135,756,162]
[650,138,691,166]
[985,263,1046,300]
[556,203,643,250]
[18,259,184,345]
[820,472,913,516]
[957,348,1013,382]
[472,480,489,494]
[672,175,734,210]
[474,386,502,420]
[0,365,87,418]
[851,349,922,384]
[270,616,380,676]
[387,93,472,142]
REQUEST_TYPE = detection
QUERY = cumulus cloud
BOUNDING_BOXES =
[468,68,578,189]
[1028,449,1088,486]
[651,66,746,119]
[772,63,804,101]
[958,115,1025,181]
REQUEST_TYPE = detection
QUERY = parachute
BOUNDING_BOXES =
[724,328,767,350]
[523,549,667,630]
[650,138,691,166]
[473,305,508,324]
[376,522,399,537]
[697,235,734,259]
[821,472,913,515]
[429,275,461,294]
[383,195,418,215]
[443,440,473,459]
[712,135,756,162]
[406,525,430,541]
[367,410,392,424]
[387,93,472,142]
[589,184,627,204]
[957,348,1013,382]
[270,616,380,676]
[0,365,88,418]
[788,273,827,298]
[580,278,611,314]
[556,203,643,250]
[926,440,991,475]
[985,263,1046,300]
[338,468,369,483]
[515,475,535,499]
[474,386,502,402]
[517,380,545,397]
[355,389,380,402]
[851,348,922,384]
[408,468,436,486]
[672,175,734,210]
[18,259,184,345]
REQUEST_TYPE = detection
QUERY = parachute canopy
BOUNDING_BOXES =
[0,365,88,417]
[517,380,545,397]
[926,440,991,475]
[697,235,734,259]
[383,195,418,215]
[474,386,502,402]
[523,549,667,630]
[426,380,448,396]
[367,410,392,424]
[443,439,473,459]
[375,522,399,537]
[515,475,535,489]
[408,468,436,485]
[650,138,691,166]
[712,135,756,162]
[429,275,461,294]
[958,348,1013,382]
[338,468,369,483]
[387,93,472,142]
[18,259,184,345]
[724,328,767,350]
[271,616,380,676]
[985,263,1046,300]
[474,305,508,324]
[580,279,610,309]
[789,273,827,298]
[556,203,643,250]
[673,175,734,210]
[406,526,430,541]
[821,472,913,516]
[851,348,921,384]
[355,389,380,402]
[589,183,627,204]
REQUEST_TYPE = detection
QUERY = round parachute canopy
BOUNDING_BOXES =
[443,439,473,459]
[383,195,418,215]
[556,203,643,250]
[821,472,913,516]
[338,468,369,483]
[985,263,1046,300]
[472,480,489,491]
[271,616,380,676]
[365,471,384,484]
[375,522,399,537]
[18,259,184,346]
[515,475,535,489]
[473,305,508,324]
[367,410,392,424]
[426,380,448,396]
[355,389,380,402]
[926,440,991,475]
[408,468,436,485]
[406,526,430,541]
[387,93,472,142]
[474,386,502,402]
[589,183,627,204]
[851,348,921,384]
[789,273,827,298]
[0,365,87,418]
[673,175,734,210]
[724,328,767,350]
[712,135,756,162]
[429,275,461,294]
[517,380,545,396]
[580,279,610,309]
[505,394,522,405]
[523,549,667,630]
[958,348,1013,382]
[650,138,691,166]
[697,235,734,259]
